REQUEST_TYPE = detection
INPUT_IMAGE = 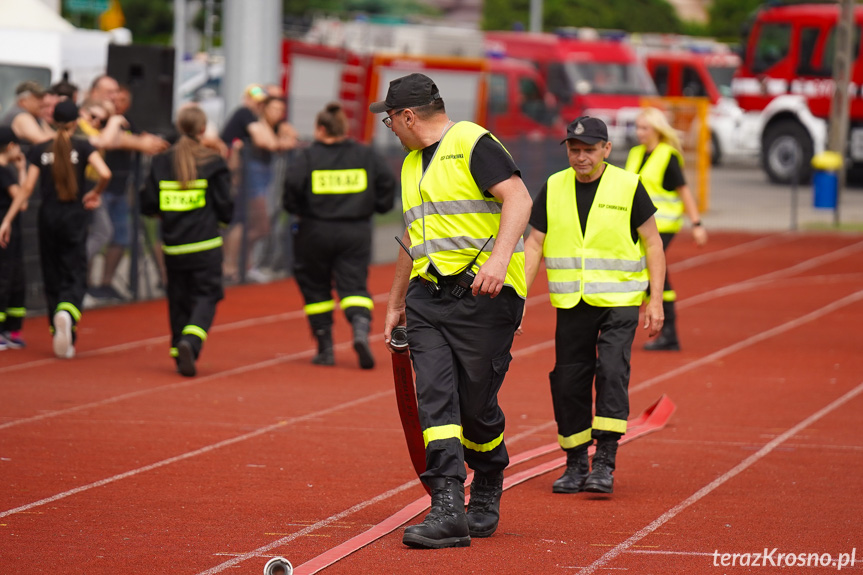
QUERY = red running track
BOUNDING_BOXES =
[1,231,862,574]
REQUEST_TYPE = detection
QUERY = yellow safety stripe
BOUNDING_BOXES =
[662,290,677,302]
[304,300,335,316]
[159,179,208,190]
[159,189,207,211]
[423,424,462,448]
[311,169,368,194]
[593,416,627,434]
[462,432,504,453]
[182,325,208,342]
[339,296,374,310]
[56,302,82,322]
[162,237,223,256]
[6,307,26,317]
[170,347,178,357]
[558,428,593,449]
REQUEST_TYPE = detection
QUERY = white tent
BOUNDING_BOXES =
[0,0,75,32]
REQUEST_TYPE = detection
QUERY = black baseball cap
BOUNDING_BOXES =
[561,116,608,145]
[53,100,80,123]
[0,126,20,146]
[369,73,442,113]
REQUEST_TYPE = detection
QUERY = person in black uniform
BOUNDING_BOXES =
[0,127,28,349]
[9,101,111,358]
[283,102,396,369]
[140,105,233,377]
[521,116,666,495]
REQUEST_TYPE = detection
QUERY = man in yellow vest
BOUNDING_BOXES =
[371,73,533,549]
[521,116,666,495]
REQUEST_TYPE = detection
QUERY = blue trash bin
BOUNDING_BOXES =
[812,170,838,209]
[810,151,842,209]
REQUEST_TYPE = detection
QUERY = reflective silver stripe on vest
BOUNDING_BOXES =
[549,281,581,294]
[545,257,581,269]
[404,199,503,227]
[410,235,524,259]
[584,256,647,272]
[584,280,649,294]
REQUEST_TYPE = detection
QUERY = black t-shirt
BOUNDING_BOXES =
[26,137,97,206]
[421,133,520,195]
[0,163,18,212]
[640,151,686,191]
[103,116,140,194]
[529,166,657,243]
[220,106,257,145]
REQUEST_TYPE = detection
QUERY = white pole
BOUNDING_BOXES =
[529,0,543,33]
[173,0,186,119]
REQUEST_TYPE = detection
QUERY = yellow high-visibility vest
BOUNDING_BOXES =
[625,142,684,233]
[401,121,526,297]
[543,163,648,308]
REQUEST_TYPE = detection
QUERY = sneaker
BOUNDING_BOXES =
[1,331,25,349]
[0,338,8,351]
[52,311,75,359]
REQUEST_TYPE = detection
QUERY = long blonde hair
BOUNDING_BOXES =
[638,107,681,152]
[52,122,79,202]
[173,105,216,187]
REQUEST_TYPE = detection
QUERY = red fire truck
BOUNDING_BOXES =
[484,30,656,149]
[732,3,863,183]
[281,38,561,145]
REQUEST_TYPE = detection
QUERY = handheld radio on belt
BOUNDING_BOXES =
[395,234,493,298]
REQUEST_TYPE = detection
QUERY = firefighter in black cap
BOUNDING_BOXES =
[520,116,666,494]
[8,100,111,358]
[283,101,396,369]
[372,73,532,549]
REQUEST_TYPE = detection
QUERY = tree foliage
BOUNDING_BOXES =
[708,0,763,41]
[482,0,684,34]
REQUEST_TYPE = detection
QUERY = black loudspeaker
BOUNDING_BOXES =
[107,44,175,136]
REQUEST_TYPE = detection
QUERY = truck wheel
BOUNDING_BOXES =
[710,132,721,166]
[762,120,813,185]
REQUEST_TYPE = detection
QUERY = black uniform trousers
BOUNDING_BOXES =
[550,302,639,449]
[405,278,524,483]
[0,218,25,332]
[293,218,373,330]
[39,204,88,335]
[165,255,224,360]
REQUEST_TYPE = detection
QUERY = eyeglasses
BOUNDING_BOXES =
[382,109,406,128]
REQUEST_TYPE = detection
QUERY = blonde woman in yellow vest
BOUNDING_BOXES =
[371,73,532,549]
[521,116,666,496]
[626,107,708,351]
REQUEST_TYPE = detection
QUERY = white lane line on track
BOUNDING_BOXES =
[630,289,863,395]
[678,239,863,309]
[0,389,392,519]
[0,334,378,431]
[194,481,419,575]
[575,380,863,575]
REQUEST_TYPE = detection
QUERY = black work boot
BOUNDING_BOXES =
[552,447,589,493]
[466,471,504,537]
[351,315,374,369]
[311,328,335,366]
[403,477,471,549]
[583,440,618,493]
[644,301,680,351]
